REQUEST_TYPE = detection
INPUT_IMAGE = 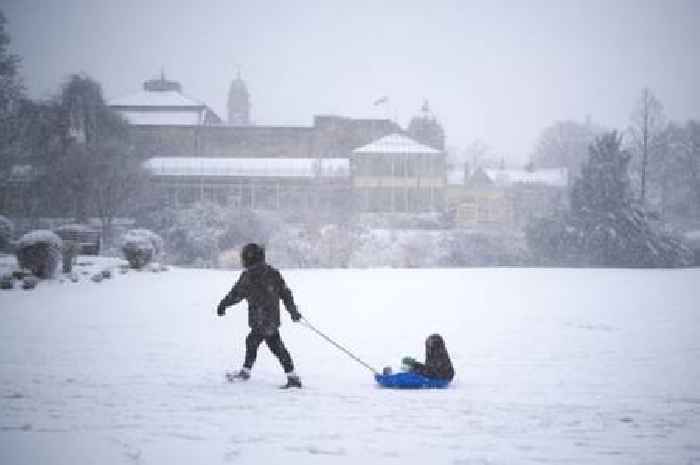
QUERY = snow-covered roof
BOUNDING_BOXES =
[353,133,442,155]
[484,168,568,188]
[117,110,204,126]
[108,90,205,108]
[144,157,350,178]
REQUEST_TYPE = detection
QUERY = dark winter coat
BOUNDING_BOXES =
[410,334,455,381]
[219,263,299,334]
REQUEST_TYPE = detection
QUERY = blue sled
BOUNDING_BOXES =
[375,371,450,389]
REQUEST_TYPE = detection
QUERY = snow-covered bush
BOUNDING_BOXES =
[0,215,14,252]
[161,202,274,267]
[22,276,39,290]
[355,213,445,230]
[314,224,363,268]
[267,227,319,268]
[15,230,63,279]
[683,231,700,266]
[438,231,528,267]
[525,214,583,266]
[121,229,163,269]
[1,273,13,290]
[348,229,444,268]
[268,224,362,268]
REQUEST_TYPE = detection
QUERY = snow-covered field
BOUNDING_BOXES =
[1,261,700,464]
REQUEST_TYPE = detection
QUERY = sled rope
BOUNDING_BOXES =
[300,317,379,375]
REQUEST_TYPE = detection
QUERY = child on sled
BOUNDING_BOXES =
[392,333,455,382]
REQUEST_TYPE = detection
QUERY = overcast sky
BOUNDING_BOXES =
[3,0,700,165]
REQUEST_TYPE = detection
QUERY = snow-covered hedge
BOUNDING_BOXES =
[0,215,14,252]
[267,224,361,268]
[121,229,164,269]
[526,204,694,267]
[439,231,529,267]
[16,230,63,278]
[157,202,275,267]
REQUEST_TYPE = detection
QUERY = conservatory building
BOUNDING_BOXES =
[144,157,351,211]
[352,133,446,212]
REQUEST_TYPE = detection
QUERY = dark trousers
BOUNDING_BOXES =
[243,330,294,373]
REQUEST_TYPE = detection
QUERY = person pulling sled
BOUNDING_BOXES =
[217,243,303,389]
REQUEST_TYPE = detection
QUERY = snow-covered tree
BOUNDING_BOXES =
[527,131,692,267]
[56,75,143,234]
[157,202,275,267]
[0,11,24,180]
[664,120,700,219]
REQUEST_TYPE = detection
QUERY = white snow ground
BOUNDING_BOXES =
[1,261,700,464]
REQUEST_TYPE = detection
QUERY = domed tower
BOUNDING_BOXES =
[227,72,251,126]
[407,100,445,151]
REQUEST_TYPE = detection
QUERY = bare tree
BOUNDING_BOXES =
[628,88,666,203]
[463,139,498,170]
[530,120,603,178]
[92,138,145,246]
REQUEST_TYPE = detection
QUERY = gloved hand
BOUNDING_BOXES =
[290,308,302,322]
[217,302,226,317]
[401,356,417,368]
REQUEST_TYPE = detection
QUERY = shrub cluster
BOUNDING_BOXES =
[16,230,63,278]
[0,215,14,252]
[121,229,163,269]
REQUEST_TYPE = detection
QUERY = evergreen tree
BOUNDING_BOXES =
[0,10,24,182]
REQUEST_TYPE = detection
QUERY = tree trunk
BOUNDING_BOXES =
[640,90,649,203]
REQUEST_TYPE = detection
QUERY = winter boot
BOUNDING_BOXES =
[281,373,302,389]
[226,368,251,382]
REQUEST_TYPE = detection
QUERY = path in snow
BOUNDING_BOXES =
[1,265,700,464]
